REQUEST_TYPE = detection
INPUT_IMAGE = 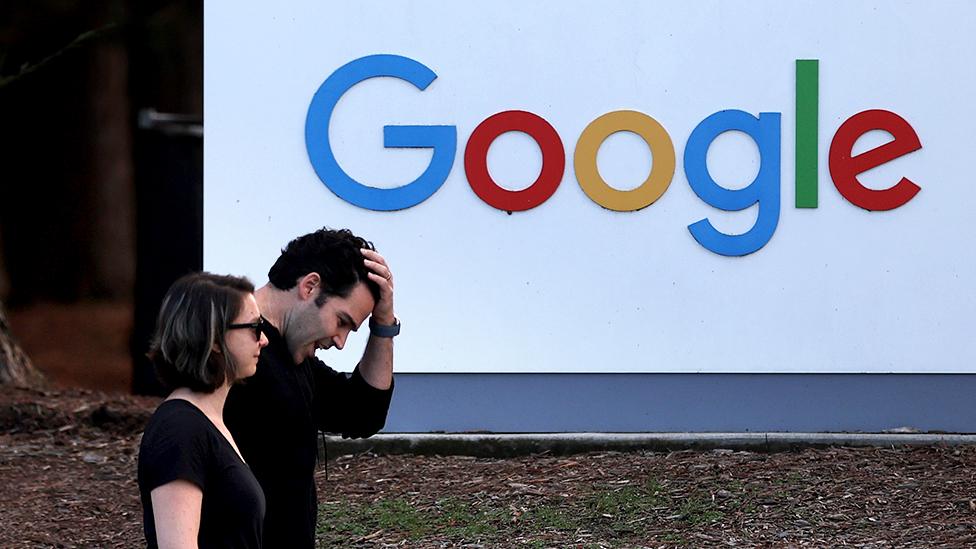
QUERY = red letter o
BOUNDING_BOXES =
[464,110,565,212]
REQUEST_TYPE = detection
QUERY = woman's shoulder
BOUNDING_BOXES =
[147,398,208,425]
[142,399,216,448]
[139,400,225,484]
[139,400,219,492]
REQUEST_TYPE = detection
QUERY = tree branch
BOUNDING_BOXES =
[0,23,118,91]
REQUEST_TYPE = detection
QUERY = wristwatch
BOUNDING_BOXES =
[369,317,401,338]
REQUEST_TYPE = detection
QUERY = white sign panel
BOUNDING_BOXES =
[204,1,976,373]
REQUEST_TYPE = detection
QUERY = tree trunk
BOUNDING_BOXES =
[85,5,135,299]
[0,300,44,388]
[0,225,9,301]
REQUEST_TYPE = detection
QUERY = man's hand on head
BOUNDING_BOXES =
[358,247,396,390]
[361,248,395,325]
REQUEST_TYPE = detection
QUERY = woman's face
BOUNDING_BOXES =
[225,293,268,381]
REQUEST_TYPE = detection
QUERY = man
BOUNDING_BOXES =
[224,228,398,548]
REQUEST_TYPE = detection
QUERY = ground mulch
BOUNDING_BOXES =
[7,302,133,393]
[1,386,975,548]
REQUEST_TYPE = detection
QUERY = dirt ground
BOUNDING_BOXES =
[1,386,975,548]
[7,301,133,393]
[3,304,976,547]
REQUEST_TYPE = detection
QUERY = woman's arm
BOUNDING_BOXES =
[150,479,203,549]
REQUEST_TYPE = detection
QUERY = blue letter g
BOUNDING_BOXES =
[305,55,457,211]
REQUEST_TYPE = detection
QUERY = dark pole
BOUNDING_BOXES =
[130,110,202,395]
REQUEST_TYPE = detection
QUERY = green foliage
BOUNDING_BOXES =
[528,504,575,530]
[677,496,725,525]
[318,476,741,546]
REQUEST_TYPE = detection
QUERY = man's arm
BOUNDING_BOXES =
[312,361,393,437]
[358,248,395,390]
[310,248,397,437]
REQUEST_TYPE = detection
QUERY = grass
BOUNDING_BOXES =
[317,477,742,546]
[677,496,726,525]
[317,496,509,542]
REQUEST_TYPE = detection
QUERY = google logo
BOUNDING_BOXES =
[305,54,922,256]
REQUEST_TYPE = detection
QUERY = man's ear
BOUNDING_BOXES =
[298,272,321,301]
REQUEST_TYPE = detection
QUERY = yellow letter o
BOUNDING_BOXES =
[574,110,675,211]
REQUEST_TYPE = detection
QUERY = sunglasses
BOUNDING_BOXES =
[228,317,266,340]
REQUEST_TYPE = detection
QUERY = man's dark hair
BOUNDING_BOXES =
[267,228,381,305]
[148,272,255,393]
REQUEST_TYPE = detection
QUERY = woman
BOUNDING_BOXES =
[138,272,269,548]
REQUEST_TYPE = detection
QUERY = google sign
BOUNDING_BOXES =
[208,2,975,375]
[306,55,922,257]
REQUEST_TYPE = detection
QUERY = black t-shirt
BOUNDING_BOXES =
[138,399,266,549]
[224,320,394,549]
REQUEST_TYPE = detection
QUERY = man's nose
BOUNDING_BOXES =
[332,332,347,350]
[258,332,269,348]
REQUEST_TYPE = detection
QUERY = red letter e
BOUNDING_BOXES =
[828,109,921,211]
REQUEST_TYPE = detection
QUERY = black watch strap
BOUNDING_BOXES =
[369,317,400,338]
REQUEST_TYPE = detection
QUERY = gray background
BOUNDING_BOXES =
[383,374,976,433]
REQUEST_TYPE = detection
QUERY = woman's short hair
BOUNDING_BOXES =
[148,272,255,393]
